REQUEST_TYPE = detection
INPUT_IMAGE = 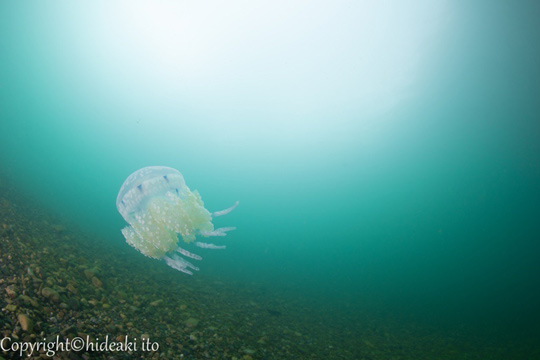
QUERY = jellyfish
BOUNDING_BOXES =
[116,166,238,275]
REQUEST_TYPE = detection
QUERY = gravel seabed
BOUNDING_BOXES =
[1,182,538,360]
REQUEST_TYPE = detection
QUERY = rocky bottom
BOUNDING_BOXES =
[0,185,538,359]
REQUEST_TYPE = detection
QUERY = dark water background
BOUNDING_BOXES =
[1,0,539,354]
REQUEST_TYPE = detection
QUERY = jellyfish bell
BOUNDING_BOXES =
[116,166,238,275]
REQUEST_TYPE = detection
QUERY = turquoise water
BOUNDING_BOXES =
[1,1,539,357]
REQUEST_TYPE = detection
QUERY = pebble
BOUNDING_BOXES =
[66,297,79,310]
[41,287,60,302]
[17,314,34,332]
[5,285,16,298]
[84,269,95,280]
[185,318,200,328]
[27,267,36,278]
[19,295,39,307]
[66,283,78,294]
[91,276,103,288]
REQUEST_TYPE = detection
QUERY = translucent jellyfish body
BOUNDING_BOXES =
[116,166,238,274]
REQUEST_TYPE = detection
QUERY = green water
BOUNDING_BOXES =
[1,1,539,356]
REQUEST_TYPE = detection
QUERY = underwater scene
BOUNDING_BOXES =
[1,1,539,359]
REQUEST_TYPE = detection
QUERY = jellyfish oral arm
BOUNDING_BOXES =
[176,247,202,260]
[195,242,226,250]
[202,201,238,237]
[199,227,236,237]
[163,254,200,275]
[212,201,239,217]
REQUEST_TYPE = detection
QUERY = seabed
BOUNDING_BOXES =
[0,181,537,359]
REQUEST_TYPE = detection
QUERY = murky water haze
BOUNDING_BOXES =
[1,1,539,357]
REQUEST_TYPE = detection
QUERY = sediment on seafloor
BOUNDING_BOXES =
[0,181,534,359]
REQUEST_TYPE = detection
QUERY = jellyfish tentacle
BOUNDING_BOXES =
[164,254,200,275]
[195,242,226,250]
[212,201,239,217]
[177,255,199,271]
[163,256,193,275]
[216,226,236,234]
[176,247,202,260]
[199,227,236,237]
